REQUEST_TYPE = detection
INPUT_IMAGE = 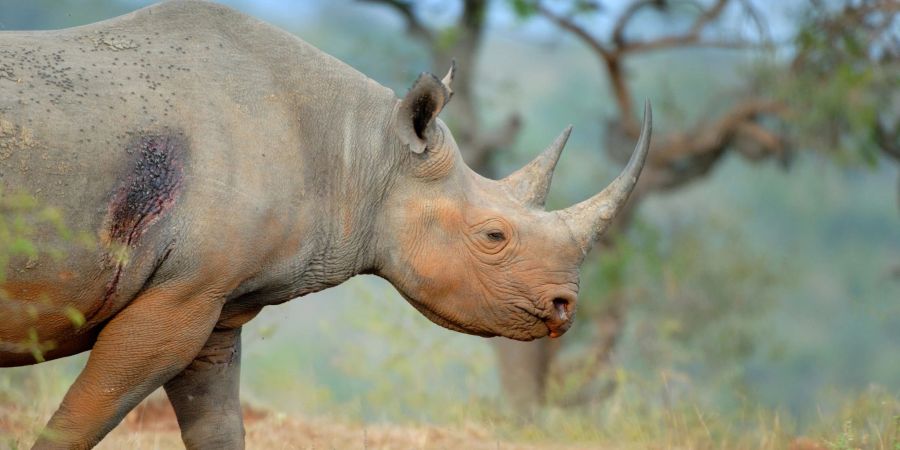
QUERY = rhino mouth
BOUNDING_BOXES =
[400,292,550,341]
[400,292,495,337]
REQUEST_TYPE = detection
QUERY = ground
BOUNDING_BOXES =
[0,396,837,450]
[0,395,595,450]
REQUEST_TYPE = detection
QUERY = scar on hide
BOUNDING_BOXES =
[94,131,185,321]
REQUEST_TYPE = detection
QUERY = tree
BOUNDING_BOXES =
[781,0,898,190]
[361,0,898,412]
[522,0,790,409]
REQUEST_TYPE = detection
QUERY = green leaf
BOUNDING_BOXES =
[9,237,37,259]
[63,306,85,329]
[508,0,536,19]
[436,26,461,52]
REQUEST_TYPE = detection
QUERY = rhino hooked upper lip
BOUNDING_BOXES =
[541,295,575,338]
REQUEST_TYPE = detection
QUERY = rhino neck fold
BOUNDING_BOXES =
[283,81,400,294]
[226,0,401,287]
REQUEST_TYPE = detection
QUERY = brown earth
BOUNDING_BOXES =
[0,395,834,449]
[0,396,573,450]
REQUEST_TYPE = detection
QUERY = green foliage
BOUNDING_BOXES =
[507,0,601,19]
[815,387,900,450]
[770,1,899,167]
[549,215,782,409]
[635,218,777,358]
[0,189,87,362]
[0,190,69,282]
[324,280,497,423]
[508,0,537,19]
[435,26,462,53]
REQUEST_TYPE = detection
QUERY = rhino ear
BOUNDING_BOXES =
[397,72,451,154]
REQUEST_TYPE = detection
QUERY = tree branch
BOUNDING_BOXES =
[649,99,784,163]
[365,0,512,175]
[689,0,728,35]
[538,0,764,137]
[612,0,657,48]
[733,121,785,160]
[468,114,522,170]
[535,3,613,62]
[635,99,786,191]
[617,0,744,53]
[620,36,753,53]
[359,0,435,46]
[535,2,643,132]
[876,119,900,163]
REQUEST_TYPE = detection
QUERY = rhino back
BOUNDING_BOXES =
[0,1,394,350]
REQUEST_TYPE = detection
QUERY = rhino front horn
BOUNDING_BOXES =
[557,100,652,253]
[501,125,572,208]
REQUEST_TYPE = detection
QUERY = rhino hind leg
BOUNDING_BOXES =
[32,286,223,450]
[164,327,245,450]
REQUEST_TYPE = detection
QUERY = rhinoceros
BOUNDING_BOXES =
[0,1,651,448]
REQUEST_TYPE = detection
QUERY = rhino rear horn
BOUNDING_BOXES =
[501,125,572,208]
[397,72,452,154]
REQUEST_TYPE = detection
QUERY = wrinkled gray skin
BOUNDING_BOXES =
[0,1,651,449]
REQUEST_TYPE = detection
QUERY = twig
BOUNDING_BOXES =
[358,0,435,46]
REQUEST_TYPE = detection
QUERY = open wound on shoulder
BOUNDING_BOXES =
[104,130,186,248]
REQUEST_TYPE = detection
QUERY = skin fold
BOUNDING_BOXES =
[0,1,651,448]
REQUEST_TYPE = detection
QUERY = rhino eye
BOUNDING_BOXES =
[486,231,506,242]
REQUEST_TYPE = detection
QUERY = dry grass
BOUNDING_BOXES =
[0,395,595,450]
[2,385,897,449]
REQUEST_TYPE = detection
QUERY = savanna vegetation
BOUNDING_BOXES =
[1,0,898,448]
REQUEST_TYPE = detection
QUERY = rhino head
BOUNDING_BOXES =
[373,64,651,341]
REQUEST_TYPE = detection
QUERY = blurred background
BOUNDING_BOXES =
[1,0,898,448]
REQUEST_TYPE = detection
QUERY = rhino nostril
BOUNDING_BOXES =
[552,297,570,322]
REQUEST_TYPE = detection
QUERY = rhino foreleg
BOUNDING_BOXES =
[32,288,223,450]
[164,327,245,450]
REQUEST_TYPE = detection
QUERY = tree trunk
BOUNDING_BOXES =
[491,337,558,411]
